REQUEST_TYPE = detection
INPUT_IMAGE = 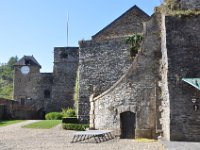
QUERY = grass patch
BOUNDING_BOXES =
[23,120,61,129]
[0,120,24,127]
[135,138,157,142]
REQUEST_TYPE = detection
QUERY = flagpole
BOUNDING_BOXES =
[67,13,69,47]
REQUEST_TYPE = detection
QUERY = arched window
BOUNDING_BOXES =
[44,90,51,98]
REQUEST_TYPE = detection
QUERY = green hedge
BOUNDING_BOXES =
[45,112,63,120]
[62,123,89,131]
[62,117,79,124]
[62,108,76,118]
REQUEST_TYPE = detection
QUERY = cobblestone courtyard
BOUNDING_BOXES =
[0,120,163,150]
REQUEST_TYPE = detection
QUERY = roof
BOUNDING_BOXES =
[182,78,200,90]
[92,5,150,40]
[14,55,41,68]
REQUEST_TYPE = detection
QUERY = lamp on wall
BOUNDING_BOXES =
[191,98,198,111]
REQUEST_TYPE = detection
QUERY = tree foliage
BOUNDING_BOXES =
[0,56,18,99]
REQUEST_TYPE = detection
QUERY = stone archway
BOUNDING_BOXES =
[120,111,136,139]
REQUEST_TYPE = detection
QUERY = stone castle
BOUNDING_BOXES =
[13,0,200,141]
[13,47,79,118]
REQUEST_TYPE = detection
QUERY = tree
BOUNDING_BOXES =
[7,56,18,69]
[0,56,18,99]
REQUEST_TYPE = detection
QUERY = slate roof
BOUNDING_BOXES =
[14,55,41,68]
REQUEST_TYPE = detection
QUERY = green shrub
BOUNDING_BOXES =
[45,112,63,120]
[62,108,76,118]
[62,117,79,124]
[62,123,89,131]
[126,33,143,58]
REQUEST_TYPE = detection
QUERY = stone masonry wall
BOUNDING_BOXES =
[33,73,53,112]
[92,6,150,41]
[0,98,17,119]
[78,38,132,121]
[50,47,79,112]
[165,0,200,10]
[13,65,41,105]
[13,65,48,118]
[92,13,162,139]
[166,15,200,141]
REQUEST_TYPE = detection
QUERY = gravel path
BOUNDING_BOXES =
[160,140,200,150]
[0,120,163,150]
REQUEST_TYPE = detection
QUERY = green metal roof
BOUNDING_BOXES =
[182,78,200,90]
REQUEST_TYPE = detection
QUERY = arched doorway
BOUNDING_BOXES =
[120,111,136,139]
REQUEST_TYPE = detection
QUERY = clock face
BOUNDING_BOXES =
[21,66,30,75]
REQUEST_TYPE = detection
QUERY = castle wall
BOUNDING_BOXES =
[92,6,149,41]
[92,13,162,139]
[166,15,200,141]
[180,0,200,10]
[33,73,53,111]
[78,38,132,121]
[0,98,17,119]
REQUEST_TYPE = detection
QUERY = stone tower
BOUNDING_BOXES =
[13,55,41,105]
[161,0,200,141]
[49,47,79,111]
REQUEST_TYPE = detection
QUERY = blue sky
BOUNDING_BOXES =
[0,0,161,72]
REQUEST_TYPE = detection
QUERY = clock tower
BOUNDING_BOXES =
[13,55,41,105]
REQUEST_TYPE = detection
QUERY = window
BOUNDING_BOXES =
[44,90,51,98]
[21,98,25,105]
[60,51,68,59]
[25,59,31,65]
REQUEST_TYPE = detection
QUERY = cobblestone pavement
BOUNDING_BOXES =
[0,120,163,150]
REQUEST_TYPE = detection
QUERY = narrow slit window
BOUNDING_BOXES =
[44,90,51,98]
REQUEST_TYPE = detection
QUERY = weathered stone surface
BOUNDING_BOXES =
[165,15,200,141]
[50,47,79,111]
[165,0,200,10]
[159,12,170,141]
[92,13,162,139]
[78,5,150,122]
[78,38,132,121]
